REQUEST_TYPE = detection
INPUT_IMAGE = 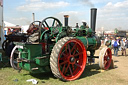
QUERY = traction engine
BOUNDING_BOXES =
[10,8,112,81]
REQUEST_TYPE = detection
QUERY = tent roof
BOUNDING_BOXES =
[4,21,16,27]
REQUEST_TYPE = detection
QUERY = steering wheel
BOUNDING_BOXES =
[27,21,41,35]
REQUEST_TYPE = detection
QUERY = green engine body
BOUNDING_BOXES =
[17,43,50,73]
[14,25,101,73]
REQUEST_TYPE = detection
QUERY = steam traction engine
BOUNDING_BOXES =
[10,8,112,81]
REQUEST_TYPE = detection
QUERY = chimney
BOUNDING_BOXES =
[64,15,69,27]
[90,8,97,32]
[32,13,35,22]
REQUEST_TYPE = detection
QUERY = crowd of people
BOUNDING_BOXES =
[104,37,128,56]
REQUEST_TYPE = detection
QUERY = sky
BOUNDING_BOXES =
[3,0,128,31]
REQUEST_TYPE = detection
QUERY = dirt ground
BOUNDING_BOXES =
[93,46,128,85]
[111,49,128,82]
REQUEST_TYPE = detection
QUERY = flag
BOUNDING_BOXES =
[0,0,3,7]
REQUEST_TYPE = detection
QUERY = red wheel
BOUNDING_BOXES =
[50,37,87,81]
[99,47,112,70]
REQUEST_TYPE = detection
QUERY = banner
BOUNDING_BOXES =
[0,0,3,7]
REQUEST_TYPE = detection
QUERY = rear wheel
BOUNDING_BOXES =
[99,47,112,70]
[50,37,87,81]
[10,46,21,70]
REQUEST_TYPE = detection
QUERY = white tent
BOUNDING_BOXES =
[4,21,16,27]
[21,25,29,33]
[4,21,29,33]
[4,21,17,35]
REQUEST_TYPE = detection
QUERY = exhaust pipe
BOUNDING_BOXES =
[90,8,97,32]
[64,15,69,27]
[32,13,35,22]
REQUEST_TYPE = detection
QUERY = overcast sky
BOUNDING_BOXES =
[3,0,128,30]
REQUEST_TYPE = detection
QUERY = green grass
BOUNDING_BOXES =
[0,62,101,85]
[0,62,128,85]
[0,63,102,85]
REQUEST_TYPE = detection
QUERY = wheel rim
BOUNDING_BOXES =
[10,46,21,70]
[103,48,112,70]
[58,39,87,80]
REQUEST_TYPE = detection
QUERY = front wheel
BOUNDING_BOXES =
[50,37,87,81]
[99,47,112,70]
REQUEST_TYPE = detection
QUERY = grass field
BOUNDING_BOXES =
[0,49,128,85]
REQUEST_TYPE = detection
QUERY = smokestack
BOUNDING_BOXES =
[90,8,97,32]
[64,15,69,26]
[32,13,35,22]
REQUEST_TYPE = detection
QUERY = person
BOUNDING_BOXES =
[113,39,119,56]
[75,23,79,28]
[118,39,121,51]
[126,38,128,48]
[111,38,115,50]
[121,38,126,56]
[105,38,112,49]
[104,37,108,46]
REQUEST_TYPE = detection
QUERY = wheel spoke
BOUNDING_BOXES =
[52,19,55,27]
[62,64,66,73]
[75,63,81,69]
[60,51,68,60]
[64,64,70,74]
[60,60,68,65]
[65,46,68,54]
[71,43,77,53]
[60,57,65,61]
[73,49,76,55]
[60,53,68,60]
[104,60,108,66]
[72,64,75,71]
[74,52,83,57]
[42,23,45,27]
[104,56,108,60]
[69,66,73,76]
[68,44,71,55]
[44,20,50,28]
[62,52,68,57]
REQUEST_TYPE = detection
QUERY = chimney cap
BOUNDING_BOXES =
[64,15,69,18]
[91,8,97,10]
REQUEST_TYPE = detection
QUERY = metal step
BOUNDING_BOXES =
[36,56,47,59]
[31,67,38,70]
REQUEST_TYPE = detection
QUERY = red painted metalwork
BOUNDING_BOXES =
[58,39,87,81]
[104,48,112,70]
[41,43,46,53]
[44,27,49,30]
